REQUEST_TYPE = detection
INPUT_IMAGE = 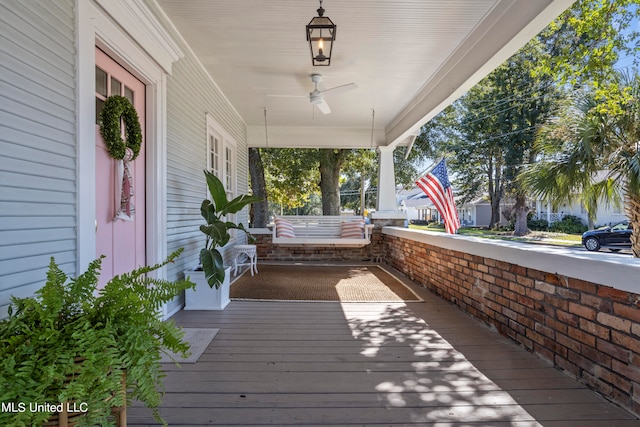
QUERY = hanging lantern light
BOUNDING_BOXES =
[306,0,336,66]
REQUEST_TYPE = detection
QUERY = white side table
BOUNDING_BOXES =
[233,244,258,276]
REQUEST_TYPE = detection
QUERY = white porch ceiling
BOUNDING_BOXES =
[155,0,574,149]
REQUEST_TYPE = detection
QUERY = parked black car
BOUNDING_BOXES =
[582,222,632,252]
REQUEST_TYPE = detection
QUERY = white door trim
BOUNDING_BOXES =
[76,0,182,289]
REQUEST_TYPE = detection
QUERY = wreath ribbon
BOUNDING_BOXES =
[114,148,135,221]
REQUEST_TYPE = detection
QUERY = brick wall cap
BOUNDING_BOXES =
[383,226,640,295]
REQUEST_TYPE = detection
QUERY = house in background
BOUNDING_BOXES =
[458,197,493,227]
[532,199,629,227]
[0,0,575,318]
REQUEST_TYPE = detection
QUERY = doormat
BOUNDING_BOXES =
[230,264,423,302]
[160,328,219,364]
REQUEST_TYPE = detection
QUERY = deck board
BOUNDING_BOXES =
[128,273,637,426]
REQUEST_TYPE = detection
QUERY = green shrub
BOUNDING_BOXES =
[549,215,587,234]
[528,218,549,231]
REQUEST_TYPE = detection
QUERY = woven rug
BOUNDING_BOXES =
[230,264,423,302]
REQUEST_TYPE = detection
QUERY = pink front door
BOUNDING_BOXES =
[95,48,146,286]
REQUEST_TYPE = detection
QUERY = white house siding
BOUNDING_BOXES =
[0,0,77,317]
[164,50,249,287]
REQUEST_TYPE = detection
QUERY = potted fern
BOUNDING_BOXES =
[0,249,194,426]
[184,170,262,310]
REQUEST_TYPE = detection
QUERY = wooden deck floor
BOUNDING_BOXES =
[129,273,638,426]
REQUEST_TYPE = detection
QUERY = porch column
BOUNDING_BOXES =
[376,145,398,212]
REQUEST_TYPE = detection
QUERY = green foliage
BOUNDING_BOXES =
[549,215,588,235]
[99,95,142,160]
[527,218,550,231]
[200,170,263,288]
[415,44,562,228]
[0,249,195,426]
[519,71,640,255]
[533,0,640,114]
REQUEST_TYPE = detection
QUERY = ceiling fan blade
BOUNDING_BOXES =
[266,94,307,98]
[315,98,331,114]
[321,83,358,96]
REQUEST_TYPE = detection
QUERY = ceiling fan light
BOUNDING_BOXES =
[306,1,336,66]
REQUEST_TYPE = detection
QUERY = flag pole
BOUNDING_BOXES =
[416,156,445,181]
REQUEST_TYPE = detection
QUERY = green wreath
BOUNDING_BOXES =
[99,95,142,160]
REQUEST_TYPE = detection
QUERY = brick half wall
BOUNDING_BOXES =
[383,227,640,417]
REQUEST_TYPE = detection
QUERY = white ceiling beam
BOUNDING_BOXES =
[247,126,387,149]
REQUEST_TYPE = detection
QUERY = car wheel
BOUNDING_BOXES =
[584,237,600,251]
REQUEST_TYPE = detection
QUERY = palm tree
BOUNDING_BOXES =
[520,71,640,257]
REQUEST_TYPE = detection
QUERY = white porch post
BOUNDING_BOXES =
[376,145,398,212]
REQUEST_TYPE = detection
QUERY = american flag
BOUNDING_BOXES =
[416,159,460,234]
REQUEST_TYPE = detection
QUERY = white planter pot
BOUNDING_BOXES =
[183,266,231,310]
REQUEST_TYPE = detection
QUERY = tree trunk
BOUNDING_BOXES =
[487,157,503,228]
[625,189,640,258]
[513,192,529,236]
[248,148,269,227]
[319,149,345,215]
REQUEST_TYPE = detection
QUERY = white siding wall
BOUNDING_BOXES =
[164,53,249,284]
[0,0,77,317]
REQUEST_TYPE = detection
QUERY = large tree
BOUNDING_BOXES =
[520,71,640,257]
[415,47,560,232]
[248,147,269,227]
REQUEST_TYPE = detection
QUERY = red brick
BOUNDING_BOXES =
[525,307,546,324]
[533,342,555,363]
[598,286,632,303]
[545,316,567,334]
[509,282,526,296]
[581,293,613,313]
[517,276,534,288]
[611,330,640,354]
[599,367,632,393]
[568,277,597,294]
[556,287,580,301]
[597,312,632,333]
[544,273,564,286]
[579,318,610,340]
[582,371,614,397]
[535,280,556,294]
[511,265,527,276]
[557,309,580,328]
[544,294,568,311]
[597,338,630,362]
[556,332,581,353]
[568,301,597,320]
[613,302,640,322]
[612,359,640,383]
[527,269,545,281]
[555,355,579,377]
[535,322,556,339]
[582,345,612,367]
[568,326,596,346]
[526,288,545,301]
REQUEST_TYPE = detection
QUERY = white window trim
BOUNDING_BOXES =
[206,114,238,242]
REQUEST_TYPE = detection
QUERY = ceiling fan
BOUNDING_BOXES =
[308,74,357,114]
[269,74,358,115]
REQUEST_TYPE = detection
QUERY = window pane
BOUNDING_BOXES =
[95,67,107,97]
[124,86,134,104]
[111,77,122,96]
[96,98,105,124]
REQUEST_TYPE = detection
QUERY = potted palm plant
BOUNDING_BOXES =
[184,170,262,310]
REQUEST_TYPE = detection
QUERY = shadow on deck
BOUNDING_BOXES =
[128,268,638,426]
